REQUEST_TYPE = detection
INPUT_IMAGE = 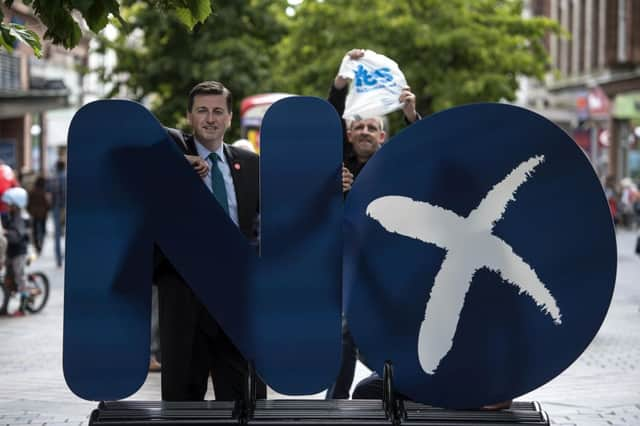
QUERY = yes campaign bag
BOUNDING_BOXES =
[338,50,408,120]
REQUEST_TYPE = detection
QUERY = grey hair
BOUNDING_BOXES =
[347,115,385,131]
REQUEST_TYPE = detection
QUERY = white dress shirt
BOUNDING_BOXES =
[194,139,240,227]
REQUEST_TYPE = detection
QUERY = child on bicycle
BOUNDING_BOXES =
[1,187,30,316]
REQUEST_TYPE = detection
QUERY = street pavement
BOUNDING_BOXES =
[0,227,638,425]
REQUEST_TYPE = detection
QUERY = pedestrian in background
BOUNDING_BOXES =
[1,187,30,316]
[619,177,637,229]
[604,175,619,225]
[47,160,66,267]
[27,176,50,255]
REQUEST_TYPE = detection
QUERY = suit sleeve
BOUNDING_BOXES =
[327,84,352,158]
[165,127,189,154]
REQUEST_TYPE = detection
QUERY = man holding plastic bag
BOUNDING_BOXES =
[339,49,418,122]
[329,49,419,178]
[326,49,420,399]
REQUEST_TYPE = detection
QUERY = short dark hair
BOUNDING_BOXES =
[35,176,46,189]
[188,81,233,113]
[55,160,66,172]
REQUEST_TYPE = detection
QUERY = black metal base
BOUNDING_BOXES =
[89,399,549,425]
[89,362,549,425]
[400,401,549,425]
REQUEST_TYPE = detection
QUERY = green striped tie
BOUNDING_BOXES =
[208,153,229,215]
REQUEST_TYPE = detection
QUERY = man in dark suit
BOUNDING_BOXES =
[155,80,264,401]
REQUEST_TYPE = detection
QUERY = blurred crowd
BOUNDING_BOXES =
[0,160,67,267]
[0,159,66,315]
[604,175,640,228]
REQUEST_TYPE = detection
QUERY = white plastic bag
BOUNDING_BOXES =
[338,50,408,120]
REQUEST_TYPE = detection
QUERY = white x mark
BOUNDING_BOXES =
[367,155,561,375]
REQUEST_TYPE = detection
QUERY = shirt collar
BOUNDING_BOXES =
[194,138,227,165]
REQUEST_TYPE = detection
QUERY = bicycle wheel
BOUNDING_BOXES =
[25,272,49,313]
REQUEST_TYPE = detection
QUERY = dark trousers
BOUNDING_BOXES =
[352,373,383,399]
[352,373,408,400]
[157,272,266,401]
[31,217,46,254]
[325,320,357,399]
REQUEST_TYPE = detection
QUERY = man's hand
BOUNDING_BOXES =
[342,165,354,193]
[334,48,366,89]
[185,155,209,178]
[399,86,418,123]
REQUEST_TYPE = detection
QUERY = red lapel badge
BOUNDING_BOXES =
[234,162,241,170]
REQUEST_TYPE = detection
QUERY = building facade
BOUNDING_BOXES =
[523,0,640,181]
[0,1,89,180]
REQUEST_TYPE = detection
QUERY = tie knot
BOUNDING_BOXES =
[208,152,220,163]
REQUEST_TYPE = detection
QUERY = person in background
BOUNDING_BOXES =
[604,175,618,225]
[46,160,66,267]
[1,187,30,316]
[619,177,637,228]
[27,176,50,255]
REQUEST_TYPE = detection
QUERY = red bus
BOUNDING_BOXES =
[240,93,293,153]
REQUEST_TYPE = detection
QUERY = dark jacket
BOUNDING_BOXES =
[153,128,260,280]
[327,83,421,178]
[153,128,261,348]
[164,128,260,240]
[27,188,51,219]
[2,210,29,257]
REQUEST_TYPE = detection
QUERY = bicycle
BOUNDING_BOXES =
[0,265,50,316]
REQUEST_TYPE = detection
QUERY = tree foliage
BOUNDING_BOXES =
[0,14,40,56]
[97,0,288,138]
[0,0,212,57]
[2,0,562,139]
[276,0,560,121]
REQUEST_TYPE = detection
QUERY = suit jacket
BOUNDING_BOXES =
[154,129,260,304]
[155,129,263,402]
[166,128,260,240]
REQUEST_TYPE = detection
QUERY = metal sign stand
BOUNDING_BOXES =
[89,362,550,425]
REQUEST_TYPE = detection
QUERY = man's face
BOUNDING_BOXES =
[187,94,232,149]
[347,118,386,161]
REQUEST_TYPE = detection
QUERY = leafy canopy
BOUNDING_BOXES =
[276,0,560,119]
[1,0,561,138]
[96,0,288,140]
[0,0,212,57]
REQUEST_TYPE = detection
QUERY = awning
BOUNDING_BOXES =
[612,92,640,121]
[0,89,70,119]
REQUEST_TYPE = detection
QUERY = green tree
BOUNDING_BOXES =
[0,0,211,57]
[98,0,288,139]
[276,0,560,127]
